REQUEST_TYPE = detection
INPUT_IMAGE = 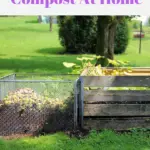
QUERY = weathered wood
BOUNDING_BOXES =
[104,67,150,73]
[84,90,150,102]
[84,117,150,130]
[82,76,150,87]
[84,104,150,116]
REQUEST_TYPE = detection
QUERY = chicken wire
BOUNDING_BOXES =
[0,74,78,136]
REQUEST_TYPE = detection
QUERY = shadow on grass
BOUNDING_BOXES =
[0,54,7,56]
[0,27,48,33]
[0,55,77,73]
[36,47,65,55]
[25,20,39,24]
[132,37,150,41]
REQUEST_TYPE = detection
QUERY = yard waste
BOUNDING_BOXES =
[0,88,74,136]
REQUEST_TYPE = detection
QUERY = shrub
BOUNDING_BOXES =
[114,19,129,54]
[133,22,139,29]
[58,16,97,54]
[58,16,129,55]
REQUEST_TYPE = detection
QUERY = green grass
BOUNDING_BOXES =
[0,130,150,150]
[0,16,80,76]
[0,16,150,77]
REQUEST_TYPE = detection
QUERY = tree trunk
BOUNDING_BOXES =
[49,16,53,32]
[38,16,42,23]
[107,22,117,60]
[96,16,110,57]
[96,16,118,66]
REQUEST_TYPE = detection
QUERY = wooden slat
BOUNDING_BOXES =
[84,117,150,130]
[82,76,150,87]
[84,90,150,102]
[84,104,150,116]
[106,68,150,76]
[105,67,150,73]
[131,73,150,76]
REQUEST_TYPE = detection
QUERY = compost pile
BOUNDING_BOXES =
[0,88,74,136]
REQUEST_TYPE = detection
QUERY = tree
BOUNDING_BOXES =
[58,16,134,66]
[49,16,53,32]
[147,17,150,27]
[96,16,124,61]
[96,16,134,65]
[38,16,42,23]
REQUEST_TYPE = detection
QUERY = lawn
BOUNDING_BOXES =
[0,16,80,76]
[0,130,150,150]
[0,16,150,77]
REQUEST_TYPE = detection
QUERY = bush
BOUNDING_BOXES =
[58,16,97,54]
[114,20,129,54]
[133,22,139,29]
[58,16,129,55]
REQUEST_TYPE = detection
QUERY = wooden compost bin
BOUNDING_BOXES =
[78,68,150,131]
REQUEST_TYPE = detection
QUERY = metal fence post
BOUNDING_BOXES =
[74,77,84,129]
[79,76,84,129]
[74,79,78,129]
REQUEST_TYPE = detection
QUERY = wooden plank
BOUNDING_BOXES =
[84,117,150,130]
[84,90,150,102]
[131,73,150,76]
[82,76,150,87]
[105,67,150,73]
[84,104,150,116]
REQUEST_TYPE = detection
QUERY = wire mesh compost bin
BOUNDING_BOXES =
[0,74,78,136]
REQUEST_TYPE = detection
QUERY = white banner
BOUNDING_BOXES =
[0,0,149,15]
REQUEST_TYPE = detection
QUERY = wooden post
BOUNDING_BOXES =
[139,21,142,54]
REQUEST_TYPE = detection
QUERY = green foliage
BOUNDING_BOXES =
[0,130,150,150]
[114,19,129,54]
[63,56,131,76]
[58,16,129,55]
[58,16,97,53]
[147,17,150,27]
[132,21,139,29]
[129,128,150,133]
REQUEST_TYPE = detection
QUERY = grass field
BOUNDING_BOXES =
[0,130,150,150]
[0,16,79,76]
[0,16,150,76]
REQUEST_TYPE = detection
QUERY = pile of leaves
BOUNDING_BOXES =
[1,88,68,112]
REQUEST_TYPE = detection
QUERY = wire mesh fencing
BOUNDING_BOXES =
[0,74,78,136]
[0,74,16,100]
